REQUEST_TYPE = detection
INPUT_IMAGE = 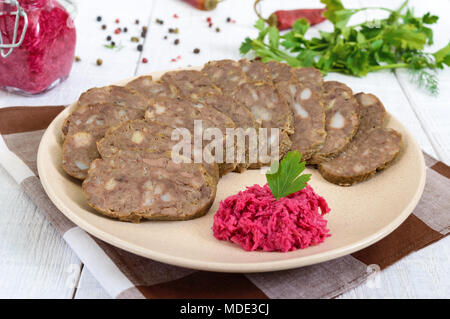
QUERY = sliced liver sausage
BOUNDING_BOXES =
[202,59,247,94]
[162,69,258,172]
[318,128,401,186]
[62,85,148,138]
[144,98,237,176]
[265,60,293,84]
[125,75,178,100]
[276,67,326,161]
[233,82,294,165]
[239,59,271,83]
[98,119,220,182]
[319,92,401,186]
[82,151,217,222]
[309,81,360,164]
[62,102,146,180]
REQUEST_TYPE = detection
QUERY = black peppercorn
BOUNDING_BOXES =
[101,24,107,30]
[193,48,200,54]
[96,16,102,22]
[174,39,179,45]
[137,44,143,51]
[106,35,112,41]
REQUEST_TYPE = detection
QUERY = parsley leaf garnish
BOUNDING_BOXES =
[266,151,311,200]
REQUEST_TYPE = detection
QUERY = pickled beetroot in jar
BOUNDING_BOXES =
[0,0,76,94]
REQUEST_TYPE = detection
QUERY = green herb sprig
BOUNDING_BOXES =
[266,151,311,200]
[240,0,450,94]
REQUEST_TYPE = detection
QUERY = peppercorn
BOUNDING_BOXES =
[137,44,143,51]
[208,23,213,28]
[123,27,128,33]
[168,28,174,33]
[142,58,148,63]
[101,24,107,30]
[206,17,212,23]
[174,28,179,34]
[156,18,164,25]
[226,17,231,22]
[106,35,112,41]
[174,39,179,45]
[215,27,220,32]
[74,56,81,62]
[135,19,140,25]
[96,16,102,22]
[114,28,121,34]
[115,19,120,24]
[111,41,116,47]
[96,58,103,66]
[193,48,200,54]
[131,36,139,43]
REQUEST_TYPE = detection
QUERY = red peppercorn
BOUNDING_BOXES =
[115,19,120,24]
[232,19,236,23]
[114,28,121,34]
[206,17,212,23]
[177,55,181,59]
[171,58,177,62]
[142,58,148,63]
[173,14,179,18]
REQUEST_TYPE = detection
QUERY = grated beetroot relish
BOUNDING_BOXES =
[0,0,76,94]
[213,184,331,252]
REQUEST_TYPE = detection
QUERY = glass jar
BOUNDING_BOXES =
[0,0,76,95]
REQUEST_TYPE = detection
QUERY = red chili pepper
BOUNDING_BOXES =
[270,9,326,30]
[181,0,219,11]
[254,0,326,31]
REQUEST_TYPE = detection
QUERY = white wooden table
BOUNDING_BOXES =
[0,0,449,298]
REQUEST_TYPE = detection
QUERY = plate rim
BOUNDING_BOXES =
[37,74,426,273]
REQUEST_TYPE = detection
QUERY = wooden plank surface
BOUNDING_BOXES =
[0,0,448,298]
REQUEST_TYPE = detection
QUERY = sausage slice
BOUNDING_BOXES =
[144,98,237,176]
[239,59,271,83]
[276,72,326,161]
[309,81,360,164]
[125,75,178,100]
[62,102,146,180]
[202,59,247,94]
[82,151,217,222]
[233,82,294,165]
[319,93,401,186]
[98,119,220,182]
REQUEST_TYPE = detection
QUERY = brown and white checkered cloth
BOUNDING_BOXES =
[0,106,448,299]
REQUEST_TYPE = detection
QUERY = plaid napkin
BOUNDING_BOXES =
[0,106,448,299]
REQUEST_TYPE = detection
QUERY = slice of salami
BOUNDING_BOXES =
[98,119,220,182]
[264,60,293,84]
[318,128,402,186]
[82,151,217,222]
[234,82,294,165]
[276,74,326,161]
[62,85,148,138]
[125,75,178,100]
[62,103,146,179]
[202,59,247,94]
[309,81,360,164]
[144,98,237,176]
[239,59,271,83]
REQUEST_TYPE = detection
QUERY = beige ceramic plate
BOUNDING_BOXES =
[37,69,426,273]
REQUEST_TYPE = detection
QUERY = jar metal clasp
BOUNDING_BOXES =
[0,0,28,58]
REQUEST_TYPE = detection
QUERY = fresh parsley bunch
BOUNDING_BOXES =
[240,0,450,94]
